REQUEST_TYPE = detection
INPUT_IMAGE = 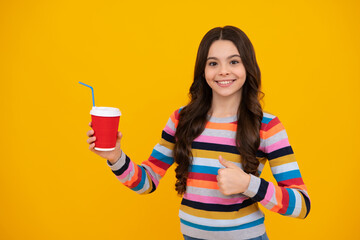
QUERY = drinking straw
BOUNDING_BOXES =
[78,82,95,107]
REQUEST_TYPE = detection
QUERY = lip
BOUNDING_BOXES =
[215,79,236,87]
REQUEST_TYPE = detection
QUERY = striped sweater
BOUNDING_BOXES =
[107,109,311,240]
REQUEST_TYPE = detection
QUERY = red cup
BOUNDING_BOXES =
[90,107,121,151]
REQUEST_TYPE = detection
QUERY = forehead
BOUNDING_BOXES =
[207,40,240,57]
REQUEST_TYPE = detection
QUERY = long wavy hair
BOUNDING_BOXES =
[173,26,264,196]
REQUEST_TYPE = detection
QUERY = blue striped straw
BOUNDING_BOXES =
[79,82,95,107]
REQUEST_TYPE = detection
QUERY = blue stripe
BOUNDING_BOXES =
[151,149,174,165]
[191,165,219,175]
[285,188,296,216]
[132,167,146,191]
[274,170,301,182]
[261,116,273,124]
[180,217,264,231]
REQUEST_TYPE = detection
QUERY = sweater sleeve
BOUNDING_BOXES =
[106,109,179,194]
[242,116,311,219]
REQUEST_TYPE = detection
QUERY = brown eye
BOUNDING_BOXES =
[209,62,217,66]
[230,60,239,64]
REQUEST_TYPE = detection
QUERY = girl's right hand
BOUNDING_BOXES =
[87,122,123,165]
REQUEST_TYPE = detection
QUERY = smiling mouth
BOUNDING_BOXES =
[215,79,236,87]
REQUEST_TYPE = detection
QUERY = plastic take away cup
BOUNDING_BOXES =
[90,107,121,151]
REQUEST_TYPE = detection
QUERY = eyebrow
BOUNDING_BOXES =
[206,54,241,61]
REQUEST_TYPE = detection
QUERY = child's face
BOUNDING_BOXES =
[204,40,246,100]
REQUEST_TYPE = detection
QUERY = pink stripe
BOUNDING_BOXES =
[164,125,175,136]
[116,161,134,180]
[260,182,274,206]
[148,172,159,187]
[266,138,290,153]
[193,135,236,146]
[259,145,266,152]
[183,193,247,205]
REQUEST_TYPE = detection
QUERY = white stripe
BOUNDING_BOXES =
[180,221,266,240]
[179,209,264,227]
[271,161,299,175]
[242,175,261,198]
[263,183,277,210]
[301,189,309,198]
[258,162,265,173]
[290,190,302,218]
[263,112,276,119]
[201,128,236,138]
[166,117,176,132]
[108,149,127,171]
[266,130,288,146]
[119,161,135,183]
[186,186,247,200]
[135,177,150,194]
[263,199,275,210]
[154,143,173,157]
[193,157,242,168]
[142,164,162,183]
[259,138,266,150]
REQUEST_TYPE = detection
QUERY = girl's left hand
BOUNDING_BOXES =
[217,155,251,195]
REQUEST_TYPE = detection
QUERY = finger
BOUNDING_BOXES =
[87,136,96,144]
[116,131,123,142]
[86,129,94,137]
[218,155,230,168]
[219,155,237,169]
[89,122,92,127]
[89,143,95,151]
[216,173,221,182]
[217,183,226,195]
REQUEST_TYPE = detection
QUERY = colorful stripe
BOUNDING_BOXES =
[180,217,265,231]
[108,109,311,239]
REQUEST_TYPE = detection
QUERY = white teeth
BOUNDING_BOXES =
[217,80,233,85]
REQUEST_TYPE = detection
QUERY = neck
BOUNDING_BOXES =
[209,91,242,118]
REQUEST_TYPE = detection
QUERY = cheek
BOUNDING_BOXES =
[232,66,244,76]
[204,71,215,85]
[237,66,247,79]
[204,66,216,79]
[242,71,247,79]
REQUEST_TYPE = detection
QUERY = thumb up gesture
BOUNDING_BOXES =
[217,156,251,195]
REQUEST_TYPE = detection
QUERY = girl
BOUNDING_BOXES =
[86,25,311,240]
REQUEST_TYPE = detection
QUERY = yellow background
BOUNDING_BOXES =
[1,0,359,239]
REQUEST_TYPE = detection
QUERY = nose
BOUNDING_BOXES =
[219,65,230,76]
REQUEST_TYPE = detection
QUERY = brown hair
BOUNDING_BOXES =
[173,26,264,195]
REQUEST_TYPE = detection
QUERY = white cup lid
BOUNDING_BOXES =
[90,107,121,117]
